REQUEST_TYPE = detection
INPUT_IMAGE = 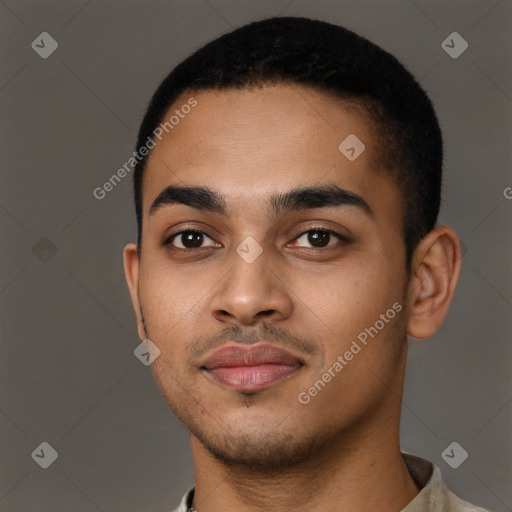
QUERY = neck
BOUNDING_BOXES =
[189,416,420,512]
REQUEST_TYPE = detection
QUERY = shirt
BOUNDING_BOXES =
[171,452,490,512]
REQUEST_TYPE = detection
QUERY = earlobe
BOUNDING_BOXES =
[123,243,147,340]
[406,226,462,340]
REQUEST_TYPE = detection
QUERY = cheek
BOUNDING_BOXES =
[292,259,407,392]
[296,292,406,427]
[292,261,402,336]
[138,263,204,348]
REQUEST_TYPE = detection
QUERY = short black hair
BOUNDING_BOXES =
[133,16,443,268]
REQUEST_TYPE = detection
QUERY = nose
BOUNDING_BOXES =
[209,243,293,327]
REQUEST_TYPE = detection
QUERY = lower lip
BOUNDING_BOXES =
[204,363,301,391]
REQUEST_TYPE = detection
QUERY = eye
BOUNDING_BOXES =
[292,228,348,249]
[165,229,219,250]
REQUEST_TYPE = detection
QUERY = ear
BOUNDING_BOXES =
[123,243,147,340]
[406,225,462,339]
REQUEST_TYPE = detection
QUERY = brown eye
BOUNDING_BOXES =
[307,230,330,247]
[166,230,218,250]
[293,229,347,249]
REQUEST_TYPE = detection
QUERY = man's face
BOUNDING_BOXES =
[128,85,411,469]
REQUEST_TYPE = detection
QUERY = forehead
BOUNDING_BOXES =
[142,85,398,219]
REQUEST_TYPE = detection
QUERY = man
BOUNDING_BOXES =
[123,16,489,512]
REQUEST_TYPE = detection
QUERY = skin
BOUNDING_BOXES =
[124,84,462,512]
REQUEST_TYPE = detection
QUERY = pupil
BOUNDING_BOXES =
[183,232,203,248]
[308,231,329,247]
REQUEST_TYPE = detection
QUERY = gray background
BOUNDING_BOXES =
[1,0,510,511]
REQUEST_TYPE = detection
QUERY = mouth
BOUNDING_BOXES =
[200,342,304,392]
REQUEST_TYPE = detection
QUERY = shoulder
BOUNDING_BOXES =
[401,452,491,512]
[445,487,490,512]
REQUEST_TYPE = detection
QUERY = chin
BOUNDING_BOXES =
[181,403,335,473]
[197,426,322,473]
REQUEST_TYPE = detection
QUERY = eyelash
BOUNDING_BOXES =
[163,226,350,252]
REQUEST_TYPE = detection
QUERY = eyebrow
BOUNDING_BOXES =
[149,184,373,217]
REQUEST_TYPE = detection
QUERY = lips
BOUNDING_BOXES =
[201,343,303,391]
